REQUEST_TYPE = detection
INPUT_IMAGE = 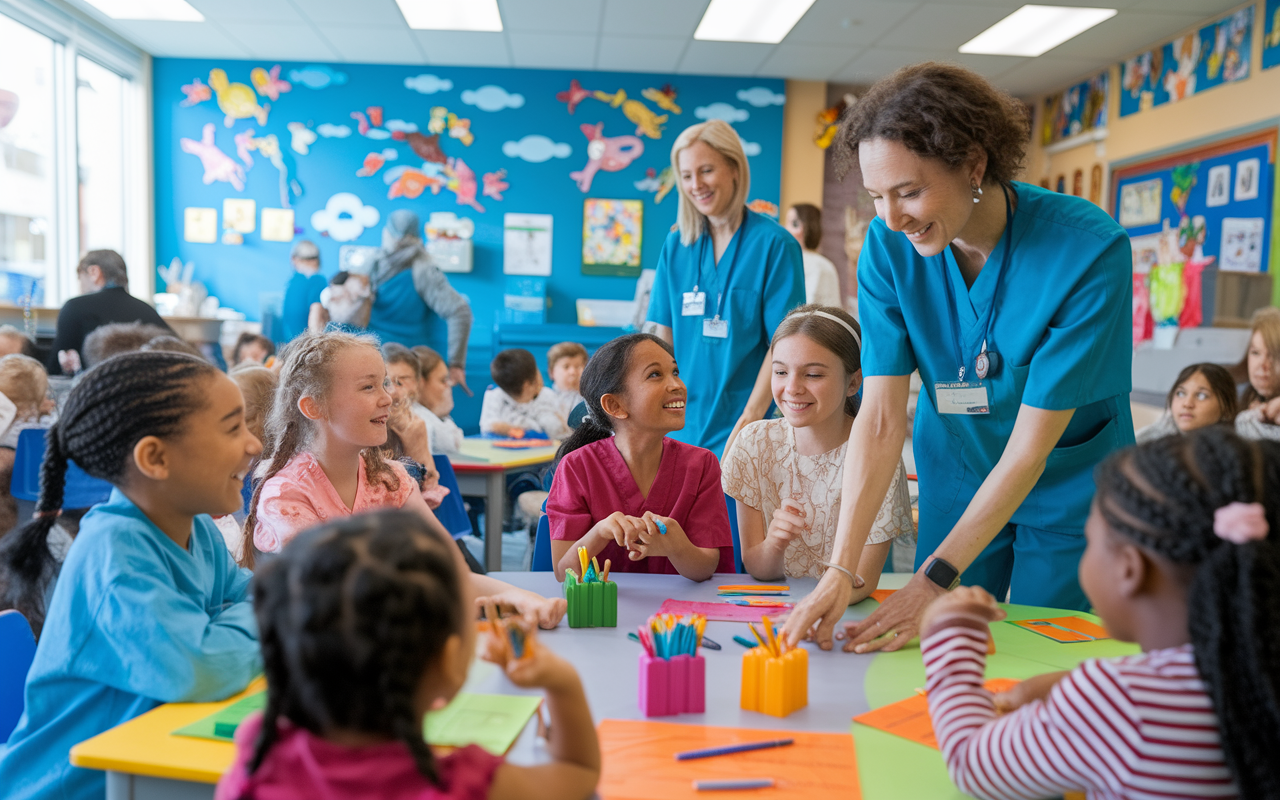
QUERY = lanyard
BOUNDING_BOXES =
[940,185,1014,381]
[696,209,749,320]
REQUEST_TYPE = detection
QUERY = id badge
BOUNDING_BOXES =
[935,380,990,415]
[702,317,728,339]
[682,291,706,316]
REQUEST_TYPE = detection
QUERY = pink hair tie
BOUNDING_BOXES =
[1213,502,1269,544]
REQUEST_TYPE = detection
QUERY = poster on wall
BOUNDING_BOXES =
[1220,217,1265,272]
[1119,179,1162,227]
[1041,71,1107,146]
[1264,0,1280,71]
[184,207,217,243]
[223,198,256,233]
[582,198,643,277]
[502,213,553,276]
[1206,165,1231,207]
[261,208,295,242]
[1235,157,1260,200]
[1120,6,1253,117]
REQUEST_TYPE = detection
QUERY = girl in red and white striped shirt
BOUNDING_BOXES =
[920,427,1280,800]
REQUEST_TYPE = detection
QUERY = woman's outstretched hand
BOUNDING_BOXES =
[780,568,854,650]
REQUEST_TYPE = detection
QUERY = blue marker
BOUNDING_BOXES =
[654,517,668,535]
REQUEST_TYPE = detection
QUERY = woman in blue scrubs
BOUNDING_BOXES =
[645,119,805,457]
[783,63,1134,653]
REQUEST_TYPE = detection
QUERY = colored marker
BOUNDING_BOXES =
[601,559,611,583]
[677,738,795,761]
[733,635,757,649]
[653,517,668,535]
[694,778,775,791]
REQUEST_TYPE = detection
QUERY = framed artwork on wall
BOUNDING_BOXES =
[582,198,643,277]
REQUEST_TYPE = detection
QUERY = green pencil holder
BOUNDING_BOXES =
[563,579,617,628]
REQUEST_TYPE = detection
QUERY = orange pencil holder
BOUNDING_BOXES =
[740,646,808,718]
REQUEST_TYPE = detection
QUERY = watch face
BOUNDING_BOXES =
[926,559,959,590]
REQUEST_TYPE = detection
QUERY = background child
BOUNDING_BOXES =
[245,331,564,626]
[547,341,587,420]
[213,364,278,559]
[0,354,57,534]
[382,343,448,508]
[230,332,275,367]
[1137,362,1238,442]
[1234,308,1280,441]
[216,510,600,800]
[480,348,569,440]
[80,321,172,370]
[783,204,842,306]
[412,345,465,454]
[546,333,733,581]
[918,427,1279,799]
[723,305,913,584]
[0,351,262,800]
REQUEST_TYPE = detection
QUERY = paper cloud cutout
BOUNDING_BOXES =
[311,192,380,243]
[695,102,749,123]
[385,119,418,133]
[289,65,348,90]
[502,134,571,163]
[365,128,391,140]
[737,87,785,107]
[461,85,525,112]
[317,123,351,138]
[381,148,398,161]
[405,74,453,94]
[739,139,761,157]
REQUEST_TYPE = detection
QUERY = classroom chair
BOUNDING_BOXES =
[0,610,37,744]
[432,456,473,539]
[11,428,113,509]
[532,513,552,572]
[725,495,744,574]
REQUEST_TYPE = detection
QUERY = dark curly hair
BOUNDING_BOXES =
[834,62,1029,186]
[246,510,466,787]
[1093,427,1280,797]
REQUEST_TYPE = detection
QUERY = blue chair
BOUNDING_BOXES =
[725,494,745,574]
[531,513,553,572]
[11,429,113,508]
[432,456,473,539]
[0,610,36,743]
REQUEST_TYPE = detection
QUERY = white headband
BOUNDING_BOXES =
[791,309,861,351]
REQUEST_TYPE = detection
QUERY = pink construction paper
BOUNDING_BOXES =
[657,599,791,623]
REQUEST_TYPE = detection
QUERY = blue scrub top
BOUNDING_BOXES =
[0,490,260,800]
[859,182,1135,534]
[281,271,327,342]
[647,209,805,455]
[367,268,445,349]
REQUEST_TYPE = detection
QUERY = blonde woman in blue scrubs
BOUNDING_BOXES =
[645,120,805,457]
[783,63,1134,653]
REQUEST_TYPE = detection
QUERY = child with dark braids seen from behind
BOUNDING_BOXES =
[216,510,600,800]
[0,351,262,800]
[918,426,1279,799]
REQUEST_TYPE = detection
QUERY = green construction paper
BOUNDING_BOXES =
[851,724,966,799]
[172,691,266,742]
[424,692,542,755]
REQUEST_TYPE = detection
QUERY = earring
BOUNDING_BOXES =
[971,183,983,204]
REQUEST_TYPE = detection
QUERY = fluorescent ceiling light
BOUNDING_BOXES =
[395,0,502,31]
[694,0,817,44]
[81,0,203,21]
[960,5,1116,57]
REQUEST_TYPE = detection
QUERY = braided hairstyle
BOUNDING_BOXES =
[241,331,401,568]
[1093,427,1280,797]
[554,333,673,464]
[246,510,465,786]
[0,351,217,636]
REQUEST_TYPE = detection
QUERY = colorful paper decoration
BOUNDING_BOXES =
[634,166,675,203]
[286,122,316,155]
[233,129,302,208]
[747,199,779,217]
[570,123,644,193]
[249,65,291,101]
[180,123,245,191]
[460,85,524,112]
[482,169,508,201]
[1120,7,1253,117]
[503,134,572,163]
[179,77,211,107]
[556,78,593,114]
[592,89,667,139]
[448,157,485,212]
[428,106,474,146]
[403,132,447,164]
[351,106,393,140]
[1221,217,1266,272]
[261,208,295,242]
[384,165,445,200]
[1119,178,1162,227]
[1041,71,1107,146]
[288,65,346,90]
[583,198,642,274]
[1264,0,1280,70]
[357,151,388,177]
[311,192,379,243]
[208,68,269,127]
[183,207,218,243]
[222,198,255,233]
[641,85,682,114]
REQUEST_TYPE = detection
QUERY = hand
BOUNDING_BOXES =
[628,512,685,561]
[449,366,472,397]
[307,302,330,334]
[592,512,646,551]
[1262,396,1280,424]
[780,567,853,650]
[993,670,1068,714]
[766,499,806,547]
[58,349,81,374]
[476,588,567,630]
[839,570,948,653]
[918,584,1006,636]
[503,640,581,694]
[389,403,431,462]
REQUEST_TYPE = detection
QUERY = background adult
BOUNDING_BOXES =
[280,240,326,342]
[366,210,474,395]
[48,250,171,375]
[784,203,842,307]
[645,119,804,457]
[783,63,1134,653]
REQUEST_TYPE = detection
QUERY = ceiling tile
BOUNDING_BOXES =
[413,31,511,67]
[833,48,1024,83]
[784,0,918,47]
[297,0,408,26]
[1125,0,1244,13]
[594,36,688,74]
[185,0,304,23]
[991,56,1111,97]
[602,0,707,37]
[507,32,598,69]
[877,3,1022,49]
[677,41,772,76]
[499,0,602,33]
[218,22,341,61]
[104,20,251,58]
[757,44,858,80]
[318,25,425,64]
[1050,11,1210,59]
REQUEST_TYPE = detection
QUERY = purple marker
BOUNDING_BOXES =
[693,778,775,791]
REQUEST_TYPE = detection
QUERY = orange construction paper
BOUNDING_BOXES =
[1011,616,1109,643]
[852,678,1019,750]
[597,719,859,800]
[869,589,895,604]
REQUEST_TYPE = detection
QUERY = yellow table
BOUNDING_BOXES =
[448,437,558,571]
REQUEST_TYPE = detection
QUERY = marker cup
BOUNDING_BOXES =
[740,646,808,718]
[563,578,617,628]
[638,652,706,717]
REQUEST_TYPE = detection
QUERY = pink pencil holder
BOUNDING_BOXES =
[638,653,706,717]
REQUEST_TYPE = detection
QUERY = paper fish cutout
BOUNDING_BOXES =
[249,65,291,102]
[357,151,387,177]
[747,199,779,217]
[570,123,644,193]
[428,106,448,134]
[232,128,302,208]
[286,122,316,155]
[180,77,211,107]
[635,166,675,203]
[367,106,383,127]
[384,165,445,200]
[642,85,681,115]
[208,69,269,128]
[593,89,667,139]
[593,89,626,108]
[556,79,593,114]
[448,157,485,213]
[427,107,474,145]
[401,132,447,164]
[180,123,245,191]
[482,169,508,201]
[351,109,391,139]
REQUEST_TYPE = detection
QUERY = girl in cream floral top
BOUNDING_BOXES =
[723,305,914,582]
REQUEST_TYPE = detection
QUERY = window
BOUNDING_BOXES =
[77,56,126,258]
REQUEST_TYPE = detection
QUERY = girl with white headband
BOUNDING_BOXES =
[722,304,914,583]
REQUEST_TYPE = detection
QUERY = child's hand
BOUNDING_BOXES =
[766,499,806,546]
[478,588,567,629]
[509,427,526,439]
[920,585,1006,637]
[992,671,1069,714]
[628,512,684,561]
[503,640,581,694]
[593,512,645,551]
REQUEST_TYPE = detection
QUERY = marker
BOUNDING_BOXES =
[676,738,795,761]
[653,517,668,535]
[733,635,757,649]
[630,630,721,650]
[694,778,775,791]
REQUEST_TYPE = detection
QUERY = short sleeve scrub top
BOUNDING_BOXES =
[858,182,1135,610]
[646,208,806,455]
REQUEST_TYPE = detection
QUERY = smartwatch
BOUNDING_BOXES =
[924,557,961,591]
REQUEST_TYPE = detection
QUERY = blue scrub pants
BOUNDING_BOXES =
[916,499,1089,611]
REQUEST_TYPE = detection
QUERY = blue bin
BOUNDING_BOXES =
[11,428,113,509]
